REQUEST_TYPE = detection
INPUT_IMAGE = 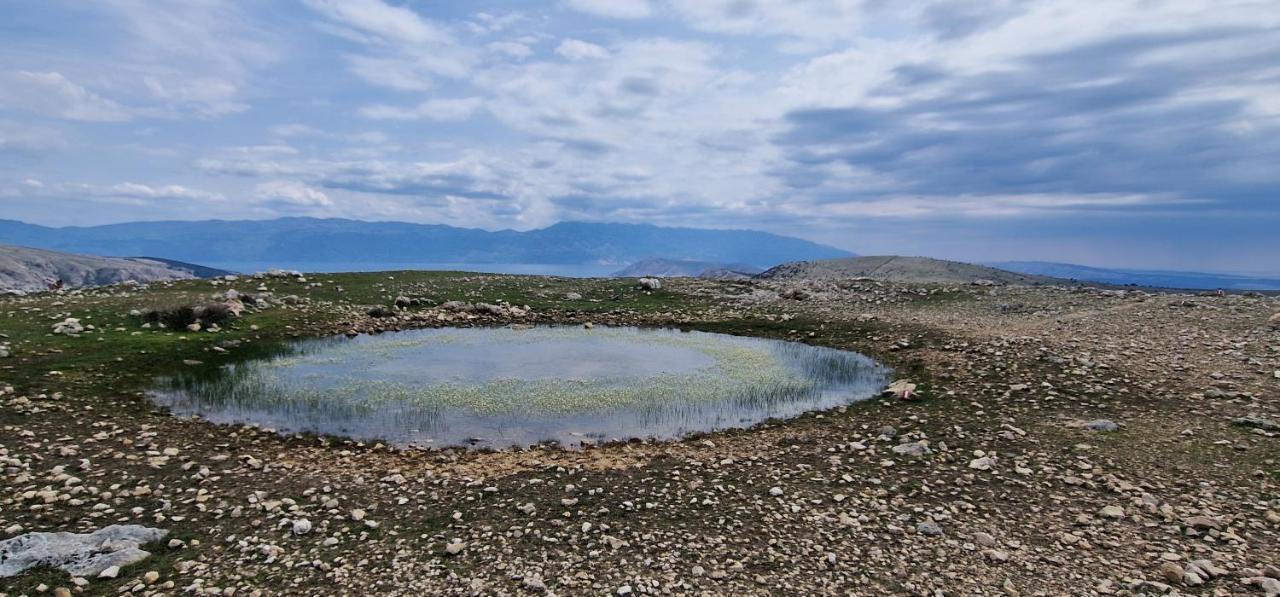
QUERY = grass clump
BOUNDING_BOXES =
[142,302,235,330]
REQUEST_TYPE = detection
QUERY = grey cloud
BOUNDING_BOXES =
[777,27,1280,209]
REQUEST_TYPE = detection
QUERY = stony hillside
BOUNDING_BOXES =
[758,255,1059,285]
[0,244,209,293]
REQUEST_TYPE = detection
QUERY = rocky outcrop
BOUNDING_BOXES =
[0,245,207,293]
[0,525,168,578]
[758,255,1059,285]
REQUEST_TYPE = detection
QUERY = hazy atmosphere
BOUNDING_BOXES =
[3,0,1277,272]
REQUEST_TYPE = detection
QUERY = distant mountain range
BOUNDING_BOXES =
[0,218,851,268]
[0,244,230,293]
[613,257,763,278]
[990,261,1280,291]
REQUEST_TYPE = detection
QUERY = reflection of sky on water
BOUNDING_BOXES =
[152,326,890,449]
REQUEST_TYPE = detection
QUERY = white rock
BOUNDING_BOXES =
[969,456,995,471]
[1099,505,1125,519]
[0,525,168,578]
[291,519,312,535]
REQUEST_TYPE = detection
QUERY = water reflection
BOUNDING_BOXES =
[151,326,889,449]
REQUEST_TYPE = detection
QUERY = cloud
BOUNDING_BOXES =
[12,180,227,206]
[669,0,869,50]
[99,182,225,202]
[564,0,651,19]
[359,97,485,121]
[555,39,610,61]
[91,0,278,117]
[488,41,534,59]
[303,0,451,46]
[0,119,69,156]
[0,71,132,121]
[304,0,472,91]
[773,27,1280,209]
[6,0,1280,269]
[254,180,333,207]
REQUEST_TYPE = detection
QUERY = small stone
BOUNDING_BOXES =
[143,571,159,584]
[983,549,1009,563]
[291,518,312,535]
[98,565,120,579]
[1086,419,1119,432]
[891,441,931,456]
[1159,562,1185,584]
[916,520,944,537]
[769,487,784,496]
[969,456,994,471]
[1099,505,1125,519]
[445,541,465,555]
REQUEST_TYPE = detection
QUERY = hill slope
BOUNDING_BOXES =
[758,256,1058,285]
[990,261,1280,290]
[0,245,214,292]
[613,258,763,278]
[0,218,851,267]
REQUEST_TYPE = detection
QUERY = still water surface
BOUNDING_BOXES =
[151,326,889,449]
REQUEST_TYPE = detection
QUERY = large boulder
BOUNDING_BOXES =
[52,318,85,336]
[1269,312,1280,329]
[0,525,168,578]
[638,277,662,291]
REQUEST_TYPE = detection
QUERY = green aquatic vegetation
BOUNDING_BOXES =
[152,326,888,447]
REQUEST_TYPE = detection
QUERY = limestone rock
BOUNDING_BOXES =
[0,525,168,578]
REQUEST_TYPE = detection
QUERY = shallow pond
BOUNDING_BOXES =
[151,326,890,449]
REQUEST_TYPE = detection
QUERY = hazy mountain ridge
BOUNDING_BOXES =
[613,258,764,278]
[0,218,851,267]
[759,256,1057,285]
[0,245,229,293]
[989,261,1280,290]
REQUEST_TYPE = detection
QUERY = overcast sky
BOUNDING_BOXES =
[2,0,1278,272]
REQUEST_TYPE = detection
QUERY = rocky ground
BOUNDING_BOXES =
[1,272,1278,596]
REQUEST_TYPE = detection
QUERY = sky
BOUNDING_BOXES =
[1,0,1278,272]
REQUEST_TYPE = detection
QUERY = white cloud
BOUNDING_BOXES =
[0,119,69,155]
[94,0,278,117]
[0,71,131,121]
[102,182,225,202]
[305,0,473,91]
[302,0,451,46]
[12,180,227,206]
[797,193,1193,219]
[359,97,485,121]
[489,41,534,59]
[555,39,610,61]
[564,0,651,19]
[669,0,868,49]
[254,180,333,207]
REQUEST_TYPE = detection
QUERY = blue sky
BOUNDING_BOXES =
[1,0,1278,272]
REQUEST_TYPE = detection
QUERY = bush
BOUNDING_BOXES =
[141,302,235,330]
